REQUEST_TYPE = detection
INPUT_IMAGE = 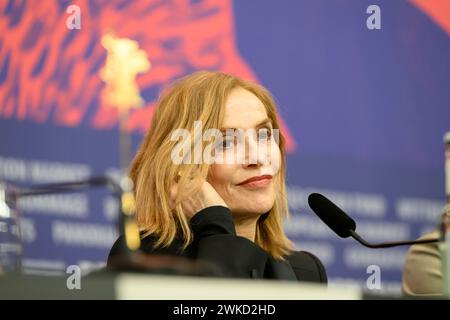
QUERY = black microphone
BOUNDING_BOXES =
[308,192,439,248]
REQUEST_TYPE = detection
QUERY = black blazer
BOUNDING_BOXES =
[108,206,327,284]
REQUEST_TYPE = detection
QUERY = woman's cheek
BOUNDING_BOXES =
[266,142,281,175]
[207,164,232,190]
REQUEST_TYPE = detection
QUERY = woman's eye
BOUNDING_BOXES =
[258,128,272,141]
[222,137,235,149]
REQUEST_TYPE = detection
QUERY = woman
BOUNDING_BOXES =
[108,71,327,283]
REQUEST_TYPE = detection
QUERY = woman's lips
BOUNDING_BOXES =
[237,175,273,188]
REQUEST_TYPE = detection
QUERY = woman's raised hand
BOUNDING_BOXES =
[170,180,228,220]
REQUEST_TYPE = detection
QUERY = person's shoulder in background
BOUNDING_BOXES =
[402,229,443,297]
[287,250,328,284]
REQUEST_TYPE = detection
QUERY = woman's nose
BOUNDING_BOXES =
[241,133,268,168]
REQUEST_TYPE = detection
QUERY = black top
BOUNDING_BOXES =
[108,206,327,284]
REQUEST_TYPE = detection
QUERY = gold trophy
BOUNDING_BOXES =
[100,33,151,253]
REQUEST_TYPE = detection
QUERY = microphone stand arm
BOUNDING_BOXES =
[348,229,439,249]
[8,175,141,258]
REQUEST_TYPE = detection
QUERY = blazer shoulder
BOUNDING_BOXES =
[107,233,187,267]
[286,250,328,284]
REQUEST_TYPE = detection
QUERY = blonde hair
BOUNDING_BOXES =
[130,71,293,260]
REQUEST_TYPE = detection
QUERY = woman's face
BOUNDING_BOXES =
[207,87,282,219]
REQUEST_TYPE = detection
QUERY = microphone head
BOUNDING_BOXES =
[307,193,356,238]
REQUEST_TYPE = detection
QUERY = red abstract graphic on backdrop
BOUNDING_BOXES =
[410,0,450,36]
[0,0,296,152]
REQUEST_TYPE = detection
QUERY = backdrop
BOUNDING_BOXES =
[1,0,449,294]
